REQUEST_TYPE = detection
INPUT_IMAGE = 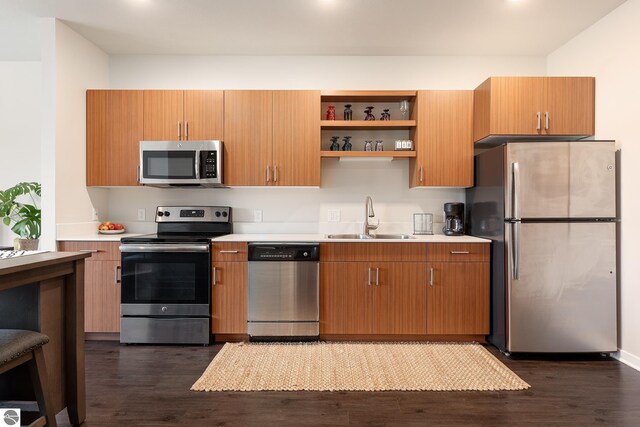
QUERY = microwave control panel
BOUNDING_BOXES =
[201,151,218,178]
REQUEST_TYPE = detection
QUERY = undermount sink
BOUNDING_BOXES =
[327,233,415,240]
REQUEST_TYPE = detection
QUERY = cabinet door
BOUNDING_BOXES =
[489,77,544,136]
[224,90,273,186]
[143,90,184,140]
[320,262,374,334]
[374,262,427,335]
[211,262,247,334]
[543,77,595,136]
[184,90,224,140]
[85,260,121,333]
[87,90,143,186]
[413,91,474,187]
[272,90,321,186]
[426,262,489,335]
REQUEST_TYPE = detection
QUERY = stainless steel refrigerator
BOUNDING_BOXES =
[466,141,618,353]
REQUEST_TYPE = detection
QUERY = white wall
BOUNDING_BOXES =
[106,55,546,234]
[0,62,41,247]
[39,20,110,249]
[548,0,640,368]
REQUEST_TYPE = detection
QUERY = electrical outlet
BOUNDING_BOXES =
[254,209,263,223]
[92,208,99,221]
[137,208,146,221]
[328,209,340,222]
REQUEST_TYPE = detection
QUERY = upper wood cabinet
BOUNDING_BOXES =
[143,90,224,141]
[410,90,474,188]
[473,77,595,144]
[87,90,143,186]
[224,90,320,186]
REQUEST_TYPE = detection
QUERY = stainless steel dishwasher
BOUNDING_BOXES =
[247,243,320,338]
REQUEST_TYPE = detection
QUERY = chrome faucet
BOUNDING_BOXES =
[363,196,379,236]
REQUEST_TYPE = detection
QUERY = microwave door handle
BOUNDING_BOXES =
[195,152,200,179]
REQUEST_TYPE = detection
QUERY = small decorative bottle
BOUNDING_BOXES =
[375,140,384,151]
[326,105,336,120]
[341,136,352,151]
[364,106,375,121]
[364,140,373,151]
[344,104,353,121]
[329,136,340,151]
[381,109,391,121]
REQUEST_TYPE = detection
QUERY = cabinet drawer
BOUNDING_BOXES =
[58,241,120,261]
[212,242,247,262]
[427,243,489,262]
[320,243,427,262]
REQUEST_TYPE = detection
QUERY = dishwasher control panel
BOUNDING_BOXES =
[248,243,320,261]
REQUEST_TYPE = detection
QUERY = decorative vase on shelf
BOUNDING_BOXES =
[344,104,353,121]
[341,136,352,151]
[364,106,375,121]
[364,140,373,151]
[375,140,384,151]
[326,105,336,120]
[381,109,391,121]
[329,136,340,151]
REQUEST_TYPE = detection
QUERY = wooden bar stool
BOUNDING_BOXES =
[0,329,57,427]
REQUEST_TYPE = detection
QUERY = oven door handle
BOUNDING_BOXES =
[119,244,210,253]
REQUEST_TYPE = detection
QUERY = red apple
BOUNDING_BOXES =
[113,223,124,230]
[108,224,115,230]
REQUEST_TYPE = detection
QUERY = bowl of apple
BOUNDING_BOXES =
[98,221,126,234]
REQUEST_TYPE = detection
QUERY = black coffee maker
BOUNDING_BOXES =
[443,202,464,236]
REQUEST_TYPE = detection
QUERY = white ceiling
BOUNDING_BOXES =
[0,0,627,61]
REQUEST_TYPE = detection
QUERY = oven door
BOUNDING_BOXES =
[120,243,210,313]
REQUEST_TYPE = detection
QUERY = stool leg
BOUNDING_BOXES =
[28,347,58,427]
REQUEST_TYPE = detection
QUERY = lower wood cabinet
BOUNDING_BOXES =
[58,241,121,334]
[211,242,248,334]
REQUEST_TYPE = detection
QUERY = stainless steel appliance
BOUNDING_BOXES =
[466,141,618,353]
[248,243,320,338]
[139,140,223,188]
[443,202,464,236]
[119,206,232,344]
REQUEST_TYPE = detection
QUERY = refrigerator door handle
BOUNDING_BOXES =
[512,221,520,280]
[512,162,521,220]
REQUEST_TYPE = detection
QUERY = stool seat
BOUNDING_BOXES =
[0,329,50,367]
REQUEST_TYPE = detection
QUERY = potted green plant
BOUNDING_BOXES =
[0,182,41,250]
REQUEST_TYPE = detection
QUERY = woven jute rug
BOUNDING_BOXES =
[191,342,530,392]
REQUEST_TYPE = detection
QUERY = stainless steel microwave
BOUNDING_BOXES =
[139,140,223,188]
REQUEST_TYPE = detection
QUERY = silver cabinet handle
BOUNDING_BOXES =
[79,249,101,253]
[266,166,271,183]
[512,162,521,220]
[375,267,380,286]
[115,265,121,284]
[178,121,181,139]
[450,251,470,254]
[429,267,434,287]
[419,166,424,183]
[536,112,541,131]
[185,121,188,139]
[219,250,239,254]
[137,165,141,184]
[273,165,278,183]
[212,266,217,285]
[544,112,549,130]
[367,267,372,286]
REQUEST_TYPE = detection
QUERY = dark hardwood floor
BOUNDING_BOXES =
[56,341,640,426]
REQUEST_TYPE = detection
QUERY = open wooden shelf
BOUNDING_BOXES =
[321,120,416,130]
[321,151,416,158]
[321,90,417,102]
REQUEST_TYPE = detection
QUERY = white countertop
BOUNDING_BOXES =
[211,233,490,243]
[57,232,145,242]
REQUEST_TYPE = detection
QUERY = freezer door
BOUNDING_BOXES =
[506,141,616,219]
[506,222,617,352]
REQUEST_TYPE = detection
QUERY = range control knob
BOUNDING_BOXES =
[222,212,228,217]
[164,211,170,217]
[157,211,164,217]
[215,211,221,217]
[303,252,309,257]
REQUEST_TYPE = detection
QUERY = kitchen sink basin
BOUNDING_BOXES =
[327,233,415,240]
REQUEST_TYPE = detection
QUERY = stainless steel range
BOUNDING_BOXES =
[119,206,232,344]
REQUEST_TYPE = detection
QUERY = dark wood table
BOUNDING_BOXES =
[0,252,90,425]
